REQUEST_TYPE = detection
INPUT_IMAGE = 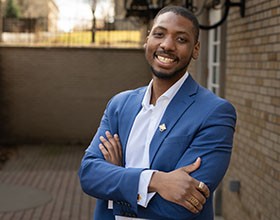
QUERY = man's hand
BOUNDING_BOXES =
[99,131,123,166]
[148,158,210,214]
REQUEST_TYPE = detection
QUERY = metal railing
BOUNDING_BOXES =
[0,17,144,48]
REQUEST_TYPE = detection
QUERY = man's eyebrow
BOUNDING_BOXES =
[153,26,190,35]
[152,25,167,31]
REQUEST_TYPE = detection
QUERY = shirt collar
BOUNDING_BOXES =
[142,72,189,109]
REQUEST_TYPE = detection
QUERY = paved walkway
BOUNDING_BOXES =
[0,145,224,220]
[0,145,95,220]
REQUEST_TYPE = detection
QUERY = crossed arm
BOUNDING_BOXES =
[99,131,210,214]
[79,95,236,219]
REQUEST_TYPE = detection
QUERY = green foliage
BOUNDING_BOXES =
[5,0,20,18]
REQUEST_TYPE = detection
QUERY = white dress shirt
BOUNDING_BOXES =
[114,72,189,220]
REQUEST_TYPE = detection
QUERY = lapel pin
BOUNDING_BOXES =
[159,123,166,132]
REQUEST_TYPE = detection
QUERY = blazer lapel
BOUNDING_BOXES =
[149,75,199,166]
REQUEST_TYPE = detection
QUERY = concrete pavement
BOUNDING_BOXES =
[0,145,95,220]
[0,145,224,220]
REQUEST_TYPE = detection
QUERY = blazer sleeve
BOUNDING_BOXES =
[78,95,144,215]
[136,100,236,220]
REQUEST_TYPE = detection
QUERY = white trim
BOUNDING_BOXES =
[207,9,221,96]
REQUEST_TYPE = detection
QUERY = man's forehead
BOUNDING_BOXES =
[152,12,194,30]
[154,12,192,25]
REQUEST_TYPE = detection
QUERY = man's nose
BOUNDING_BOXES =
[160,36,176,51]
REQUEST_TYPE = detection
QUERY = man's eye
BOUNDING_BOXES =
[153,32,163,37]
[177,37,187,43]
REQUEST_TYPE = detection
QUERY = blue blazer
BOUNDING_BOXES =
[79,75,236,220]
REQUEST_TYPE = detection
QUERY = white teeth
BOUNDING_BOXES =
[157,55,175,64]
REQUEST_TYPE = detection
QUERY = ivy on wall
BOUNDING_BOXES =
[5,0,20,18]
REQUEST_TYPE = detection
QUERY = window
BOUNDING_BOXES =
[207,7,222,96]
[208,25,221,95]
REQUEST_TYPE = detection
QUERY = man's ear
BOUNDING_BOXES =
[143,34,149,49]
[192,41,200,60]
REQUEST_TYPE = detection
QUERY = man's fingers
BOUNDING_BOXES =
[100,131,117,152]
[99,143,110,160]
[114,134,122,157]
[180,199,200,214]
[180,157,210,200]
[99,132,123,166]
[188,196,203,211]
[197,181,210,198]
[192,190,207,205]
[114,133,121,146]
[182,157,201,173]
[105,131,116,146]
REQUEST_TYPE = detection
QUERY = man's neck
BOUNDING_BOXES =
[150,77,180,105]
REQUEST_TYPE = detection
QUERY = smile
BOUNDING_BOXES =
[156,55,177,64]
[157,55,174,63]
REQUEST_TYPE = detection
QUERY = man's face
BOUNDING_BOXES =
[145,12,200,80]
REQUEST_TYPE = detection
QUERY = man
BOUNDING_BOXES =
[79,5,236,220]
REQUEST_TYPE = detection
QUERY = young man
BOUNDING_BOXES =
[79,5,236,220]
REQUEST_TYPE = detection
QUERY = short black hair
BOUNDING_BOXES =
[154,5,200,42]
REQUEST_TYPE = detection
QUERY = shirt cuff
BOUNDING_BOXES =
[137,170,156,208]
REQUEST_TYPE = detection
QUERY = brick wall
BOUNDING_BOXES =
[0,46,150,145]
[223,1,280,220]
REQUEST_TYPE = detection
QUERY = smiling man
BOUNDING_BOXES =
[79,5,236,220]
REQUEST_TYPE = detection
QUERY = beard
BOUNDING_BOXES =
[150,58,191,80]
